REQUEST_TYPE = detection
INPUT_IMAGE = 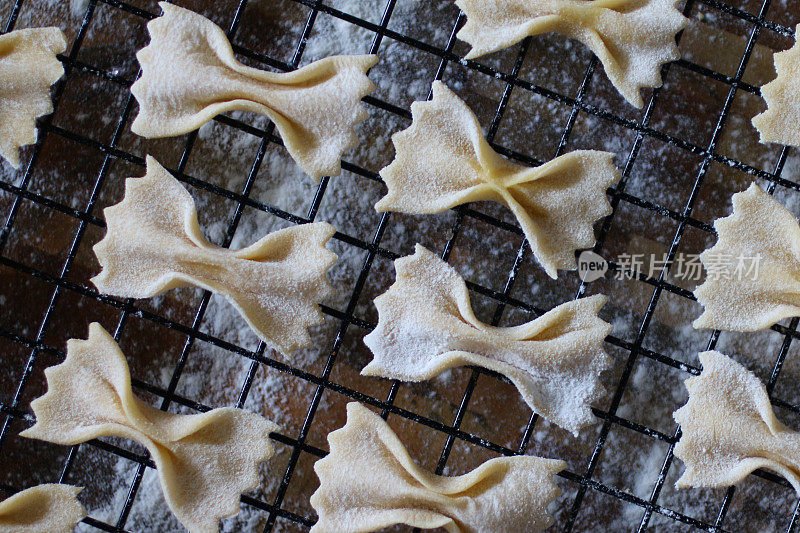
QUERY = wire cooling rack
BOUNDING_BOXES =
[2,0,800,531]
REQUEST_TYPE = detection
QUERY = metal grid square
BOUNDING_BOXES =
[1,0,800,531]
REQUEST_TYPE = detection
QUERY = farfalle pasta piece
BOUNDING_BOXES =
[0,27,66,168]
[455,0,687,107]
[693,183,800,332]
[376,82,620,279]
[673,350,800,494]
[131,2,377,180]
[0,484,84,533]
[92,156,337,356]
[21,323,279,533]
[310,402,565,533]
[362,245,612,435]
[752,26,800,146]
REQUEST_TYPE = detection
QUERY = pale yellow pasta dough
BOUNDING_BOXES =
[752,25,800,146]
[131,2,378,181]
[0,27,66,168]
[310,402,566,533]
[674,351,800,495]
[92,156,338,356]
[376,81,620,279]
[362,245,612,435]
[0,484,84,533]
[693,183,800,332]
[455,0,687,107]
[21,323,279,533]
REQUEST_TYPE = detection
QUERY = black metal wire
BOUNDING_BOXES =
[0,0,799,531]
